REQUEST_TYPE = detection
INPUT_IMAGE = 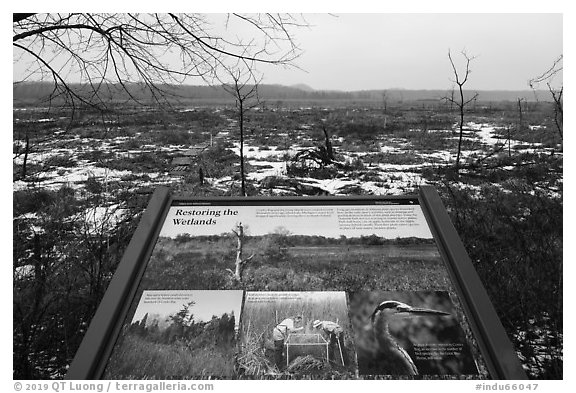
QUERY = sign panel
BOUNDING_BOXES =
[67,187,526,379]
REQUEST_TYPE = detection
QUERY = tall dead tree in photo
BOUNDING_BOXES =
[226,222,255,281]
[444,50,478,172]
[223,68,261,196]
[529,55,563,141]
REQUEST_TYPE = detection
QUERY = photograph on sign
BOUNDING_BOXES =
[349,291,480,376]
[239,291,356,377]
[102,200,489,379]
[104,290,243,379]
[138,202,453,292]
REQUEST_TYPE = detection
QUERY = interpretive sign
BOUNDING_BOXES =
[66,186,526,379]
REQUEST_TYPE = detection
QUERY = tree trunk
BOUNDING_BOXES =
[234,223,245,280]
[517,98,523,133]
[508,126,511,157]
[230,223,254,281]
[455,88,465,172]
[239,102,246,196]
[322,125,334,161]
[22,134,29,179]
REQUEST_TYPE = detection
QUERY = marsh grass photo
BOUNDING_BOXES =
[141,233,453,292]
[237,291,357,378]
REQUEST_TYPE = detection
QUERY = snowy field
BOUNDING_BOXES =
[14,111,560,198]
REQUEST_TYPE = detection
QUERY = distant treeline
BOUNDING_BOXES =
[172,233,436,246]
[129,309,236,349]
[13,81,549,105]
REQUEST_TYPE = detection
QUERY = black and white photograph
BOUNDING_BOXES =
[138,202,454,292]
[348,291,480,377]
[237,291,357,378]
[11,8,563,383]
[104,290,243,379]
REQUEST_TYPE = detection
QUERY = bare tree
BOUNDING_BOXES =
[549,87,563,139]
[226,222,255,281]
[222,67,261,196]
[321,123,335,161]
[381,90,388,128]
[13,13,306,115]
[13,13,306,183]
[444,50,479,172]
[529,55,563,140]
[517,97,525,133]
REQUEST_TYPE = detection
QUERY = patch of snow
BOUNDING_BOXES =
[304,178,358,195]
[15,212,39,221]
[379,146,397,153]
[14,264,35,280]
[377,163,424,171]
[465,122,545,153]
[13,140,26,148]
[246,161,286,181]
[420,150,453,162]
[230,143,300,159]
[361,178,422,196]
[209,176,234,191]
[76,204,127,235]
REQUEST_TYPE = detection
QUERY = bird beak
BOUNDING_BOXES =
[405,307,450,317]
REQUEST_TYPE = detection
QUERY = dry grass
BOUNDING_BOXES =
[242,292,350,338]
[286,355,327,373]
[104,333,236,379]
[237,291,358,378]
[236,330,279,377]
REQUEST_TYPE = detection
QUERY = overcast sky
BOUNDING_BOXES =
[11,12,562,92]
[248,13,563,91]
[132,290,243,326]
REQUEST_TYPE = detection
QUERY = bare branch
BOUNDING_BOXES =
[13,13,307,111]
[528,55,563,140]
[447,49,477,172]
[463,92,479,106]
[528,55,563,88]
[13,13,35,23]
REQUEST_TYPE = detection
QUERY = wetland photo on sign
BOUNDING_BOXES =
[137,202,454,293]
[140,233,452,292]
[103,290,243,379]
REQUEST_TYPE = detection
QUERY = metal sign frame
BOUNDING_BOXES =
[66,185,526,379]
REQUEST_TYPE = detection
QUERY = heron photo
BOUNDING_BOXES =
[103,290,243,379]
[237,291,357,378]
[349,290,481,377]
